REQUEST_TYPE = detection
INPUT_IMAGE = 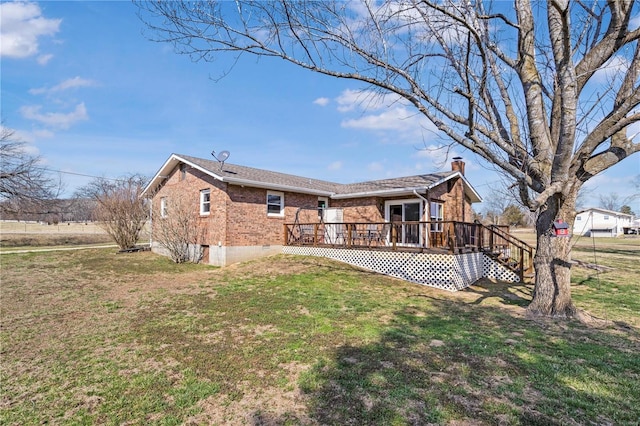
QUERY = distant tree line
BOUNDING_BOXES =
[0,197,97,224]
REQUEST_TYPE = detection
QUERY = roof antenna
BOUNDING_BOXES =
[211,150,230,171]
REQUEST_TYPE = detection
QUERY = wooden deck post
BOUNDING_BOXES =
[391,225,397,251]
[313,224,319,246]
[519,247,525,282]
[283,224,288,246]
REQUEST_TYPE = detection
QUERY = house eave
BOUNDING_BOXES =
[141,154,334,198]
[141,154,482,204]
[140,155,181,198]
[577,207,634,218]
[224,178,334,196]
[330,172,482,203]
[330,187,429,199]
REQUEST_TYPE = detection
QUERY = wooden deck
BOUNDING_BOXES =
[284,221,534,281]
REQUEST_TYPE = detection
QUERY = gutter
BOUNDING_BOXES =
[223,177,334,197]
[330,186,430,199]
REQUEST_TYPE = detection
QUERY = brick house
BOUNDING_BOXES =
[142,153,482,266]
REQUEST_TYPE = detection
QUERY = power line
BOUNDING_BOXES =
[34,166,134,182]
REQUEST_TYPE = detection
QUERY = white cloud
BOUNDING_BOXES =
[367,161,384,172]
[313,97,330,106]
[20,103,89,129]
[0,125,41,154]
[0,2,61,58]
[628,120,640,141]
[33,129,54,139]
[335,89,403,113]
[336,89,365,112]
[334,88,438,144]
[29,77,97,95]
[410,144,471,172]
[592,55,630,83]
[36,53,54,65]
[341,105,435,136]
[414,144,453,160]
[327,160,342,170]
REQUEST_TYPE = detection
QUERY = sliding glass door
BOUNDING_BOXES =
[386,200,422,245]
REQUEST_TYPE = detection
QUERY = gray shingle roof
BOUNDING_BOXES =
[334,172,454,195]
[141,153,480,202]
[179,153,457,196]
[180,154,340,193]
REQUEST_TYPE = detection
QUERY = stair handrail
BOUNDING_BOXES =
[487,224,533,249]
[476,222,535,281]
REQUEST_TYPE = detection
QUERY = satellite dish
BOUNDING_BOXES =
[211,150,231,170]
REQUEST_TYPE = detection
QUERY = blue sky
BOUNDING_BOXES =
[1,1,639,213]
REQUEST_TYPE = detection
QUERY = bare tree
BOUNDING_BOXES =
[151,191,206,263]
[77,175,148,250]
[599,193,622,212]
[482,186,516,225]
[0,126,60,216]
[137,1,640,318]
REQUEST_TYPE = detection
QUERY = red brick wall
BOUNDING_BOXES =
[332,197,383,222]
[225,185,319,246]
[331,183,473,224]
[151,164,228,246]
[152,163,476,250]
[427,179,472,222]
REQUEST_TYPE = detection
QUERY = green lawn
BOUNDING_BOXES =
[1,239,638,425]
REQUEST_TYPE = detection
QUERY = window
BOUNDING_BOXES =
[160,197,168,218]
[318,197,328,218]
[200,189,211,215]
[430,201,444,232]
[267,191,284,216]
[180,164,187,181]
[604,215,610,220]
[576,216,582,221]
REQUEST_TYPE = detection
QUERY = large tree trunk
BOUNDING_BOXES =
[526,192,578,318]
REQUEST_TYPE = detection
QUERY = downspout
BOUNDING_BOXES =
[148,196,153,248]
[412,189,430,216]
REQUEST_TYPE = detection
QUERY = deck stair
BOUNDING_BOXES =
[479,224,535,282]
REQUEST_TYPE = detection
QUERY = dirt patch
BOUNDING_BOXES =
[187,363,312,425]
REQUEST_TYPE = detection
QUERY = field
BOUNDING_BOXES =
[0,221,150,250]
[1,232,639,425]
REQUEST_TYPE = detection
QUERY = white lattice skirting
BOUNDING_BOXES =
[282,247,520,291]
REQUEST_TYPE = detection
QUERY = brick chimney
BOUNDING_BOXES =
[451,157,465,175]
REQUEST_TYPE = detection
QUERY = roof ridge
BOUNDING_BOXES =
[177,153,338,183]
[177,153,451,186]
[166,153,480,202]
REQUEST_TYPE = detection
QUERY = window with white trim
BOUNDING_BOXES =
[267,191,284,216]
[430,201,444,232]
[160,197,168,218]
[200,189,211,215]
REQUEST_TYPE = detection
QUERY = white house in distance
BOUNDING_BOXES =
[573,208,634,237]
